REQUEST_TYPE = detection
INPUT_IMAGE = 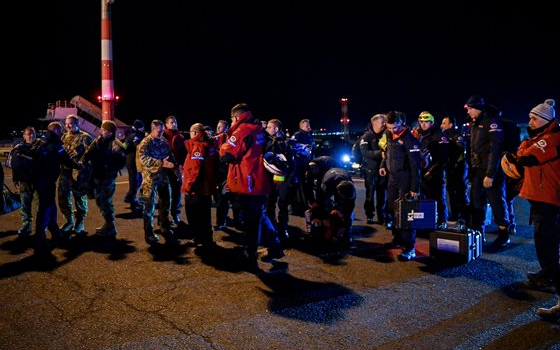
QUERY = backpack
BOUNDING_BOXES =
[7,141,44,183]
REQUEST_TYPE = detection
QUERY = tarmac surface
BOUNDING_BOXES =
[1,165,559,350]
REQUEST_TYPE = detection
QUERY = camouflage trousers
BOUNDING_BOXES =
[58,170,88,224]
[19,181,38,226]
[93,178,116,222]
[139,174,171,233]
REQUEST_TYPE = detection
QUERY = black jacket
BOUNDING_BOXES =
[81,135,126,180]
[381,127,422,193]
[417,123,449,176]
[469,105,504,178]
[35,131,79,184]
[358,124,385,173]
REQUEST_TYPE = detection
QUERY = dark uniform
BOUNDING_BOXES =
[34,128,80,253]
[443,126,470,222]
[358,124,387,224]
[381,125,422,258]
[264,131,295,240]
[9,138,45,235]
[416,123,449,226]
[316,167,356,245]
[123,121,147,208]
[290,128,315,215]
[469,104,510,243]
[305,156,341,205]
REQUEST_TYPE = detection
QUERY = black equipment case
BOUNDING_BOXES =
[394,195,437,230]
[429,224,482,263]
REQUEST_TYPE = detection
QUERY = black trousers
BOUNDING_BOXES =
[238,194,267,259]
[265,180,292,230]
[530,200,560,295]
[420,170,447,225]
[363,169,387,221]
[470,167,509,233]
[167,169,182,217]
[446,161,470,221]
[185,194,213,245]
[34,180,60,245]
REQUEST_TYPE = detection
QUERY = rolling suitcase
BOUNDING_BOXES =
[394,195,437,230]
[429,222,482,264]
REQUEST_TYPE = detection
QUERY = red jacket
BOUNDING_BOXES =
[219,111,272,195]
[164,129,187,166]
[182,132,218,195]
[517,121,560,206]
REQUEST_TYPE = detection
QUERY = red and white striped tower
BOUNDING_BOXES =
[101,0,115,121]
[339,97,350,141]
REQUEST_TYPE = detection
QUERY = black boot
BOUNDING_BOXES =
[488,227,510,251]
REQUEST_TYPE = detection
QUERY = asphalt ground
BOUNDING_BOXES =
[0,164,559,350]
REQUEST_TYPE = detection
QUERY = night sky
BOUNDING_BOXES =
[18,3,559,134]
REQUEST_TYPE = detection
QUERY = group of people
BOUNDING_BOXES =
[351,96,559,321]
[5,96,560,321]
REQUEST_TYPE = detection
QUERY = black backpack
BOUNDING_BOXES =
[8,140,44,183]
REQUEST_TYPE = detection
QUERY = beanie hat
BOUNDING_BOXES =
[133,119,144,129]
[464,95,485,110]
[530,99,556,122]
[101,120,117,134]
[418,111,435,122]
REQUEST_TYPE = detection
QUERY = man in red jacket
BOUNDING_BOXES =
[509,99,560,321]
[163,115,187,226]
[219,103,279,272]
[182,123,219,252]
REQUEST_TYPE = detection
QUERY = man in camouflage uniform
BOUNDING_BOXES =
[80,121,126,239]
[58,114,93,235]
[137,119,177,244]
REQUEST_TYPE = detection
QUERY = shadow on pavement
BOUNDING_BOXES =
[257,271,364,324]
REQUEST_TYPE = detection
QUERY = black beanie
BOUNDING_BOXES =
[133,119,144,129]
[464,95,485,110]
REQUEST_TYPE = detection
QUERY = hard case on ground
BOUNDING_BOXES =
[429,227,482,264]
[394,196,437,230]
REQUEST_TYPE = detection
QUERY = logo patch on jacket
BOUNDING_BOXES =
[535,139,548,153]
[228,136,237,147]
[191,151,204,160]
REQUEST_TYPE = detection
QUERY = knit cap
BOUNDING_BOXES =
[530,99,556,122]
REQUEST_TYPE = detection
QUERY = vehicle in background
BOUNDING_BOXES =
[312,131,362,176]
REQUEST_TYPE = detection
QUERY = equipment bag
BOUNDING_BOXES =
[0,184,22,215]
[394,194,437,230]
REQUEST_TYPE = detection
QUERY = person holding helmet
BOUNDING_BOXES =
[509,99,560,321]
[465,95,511,250]
[264,118,295,245]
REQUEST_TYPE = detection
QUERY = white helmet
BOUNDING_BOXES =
[263,152,290,175]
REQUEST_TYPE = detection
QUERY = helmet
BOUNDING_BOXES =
[293,143,312,157]
[418,111,435,122]
[500,154,523,179]
[263,152,290,176]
